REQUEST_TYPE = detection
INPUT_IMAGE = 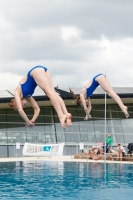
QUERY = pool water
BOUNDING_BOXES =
[0,161,133,199]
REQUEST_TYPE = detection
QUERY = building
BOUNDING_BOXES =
[0,87,133,157]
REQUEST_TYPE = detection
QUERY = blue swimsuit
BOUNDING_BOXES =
[20,66,48,98]
[85,74,105,97]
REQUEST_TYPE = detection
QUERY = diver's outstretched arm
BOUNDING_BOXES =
[14,94,34,128]
[28,97,40,123]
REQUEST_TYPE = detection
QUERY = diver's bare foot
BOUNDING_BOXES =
[66,113,72,126]
[122,106,129,118]
[60,115,67,129]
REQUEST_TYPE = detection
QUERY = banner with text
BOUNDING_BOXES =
[23,143,64,156]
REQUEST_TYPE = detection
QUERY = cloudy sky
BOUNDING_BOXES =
[0,0,133,91]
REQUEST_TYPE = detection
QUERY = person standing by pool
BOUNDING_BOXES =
[69,74,129,120]
[106,133,113,153]
[7,66,72,129]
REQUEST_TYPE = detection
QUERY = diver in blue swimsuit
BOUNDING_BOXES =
[70,74,129,120]
[8,66,72,128]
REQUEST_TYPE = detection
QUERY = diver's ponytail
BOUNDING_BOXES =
[8,99,15,108]
[69,88,81,106]
[69,88,77,100]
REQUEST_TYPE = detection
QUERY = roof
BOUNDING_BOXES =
[0,86,133,103]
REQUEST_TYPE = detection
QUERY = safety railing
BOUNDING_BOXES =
[6,142,129,158]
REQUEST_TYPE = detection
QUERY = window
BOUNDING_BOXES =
[80,133,96,143]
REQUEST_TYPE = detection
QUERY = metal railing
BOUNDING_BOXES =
[0,142,129,158]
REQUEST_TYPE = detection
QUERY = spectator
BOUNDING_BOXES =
[106,133,112,153]
[117,144,125,161]
[127,143,133,156]
[89,147,103,160]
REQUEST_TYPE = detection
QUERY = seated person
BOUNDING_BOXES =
[117,144,125,161]
[127,143,133,156]
[89,143,111,160]
[89,147,103,160]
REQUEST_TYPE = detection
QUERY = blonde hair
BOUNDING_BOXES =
[69,88,81,106]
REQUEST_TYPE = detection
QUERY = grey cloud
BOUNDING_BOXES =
[0,0,133,89]
[0,25,102,70]
[1,0,133,39]
[1,0,133,62]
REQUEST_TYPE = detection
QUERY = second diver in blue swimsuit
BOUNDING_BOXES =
[70,74,129,120]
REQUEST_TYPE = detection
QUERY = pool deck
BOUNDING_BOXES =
[0,156,133,164]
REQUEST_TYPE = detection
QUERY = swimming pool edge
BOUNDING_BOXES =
[0,156,133,164]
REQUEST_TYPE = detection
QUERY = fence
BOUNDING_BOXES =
[0,143,129,158]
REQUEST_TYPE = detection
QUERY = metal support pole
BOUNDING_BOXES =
[104,67,108,182]
[104,92,107,161]
[87,144,88,162]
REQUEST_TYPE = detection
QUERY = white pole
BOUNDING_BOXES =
[104,91,107,162]
[103,66,108,180]
[103,66,107,162]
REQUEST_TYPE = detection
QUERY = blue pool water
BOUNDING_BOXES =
[0,161,133,199]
